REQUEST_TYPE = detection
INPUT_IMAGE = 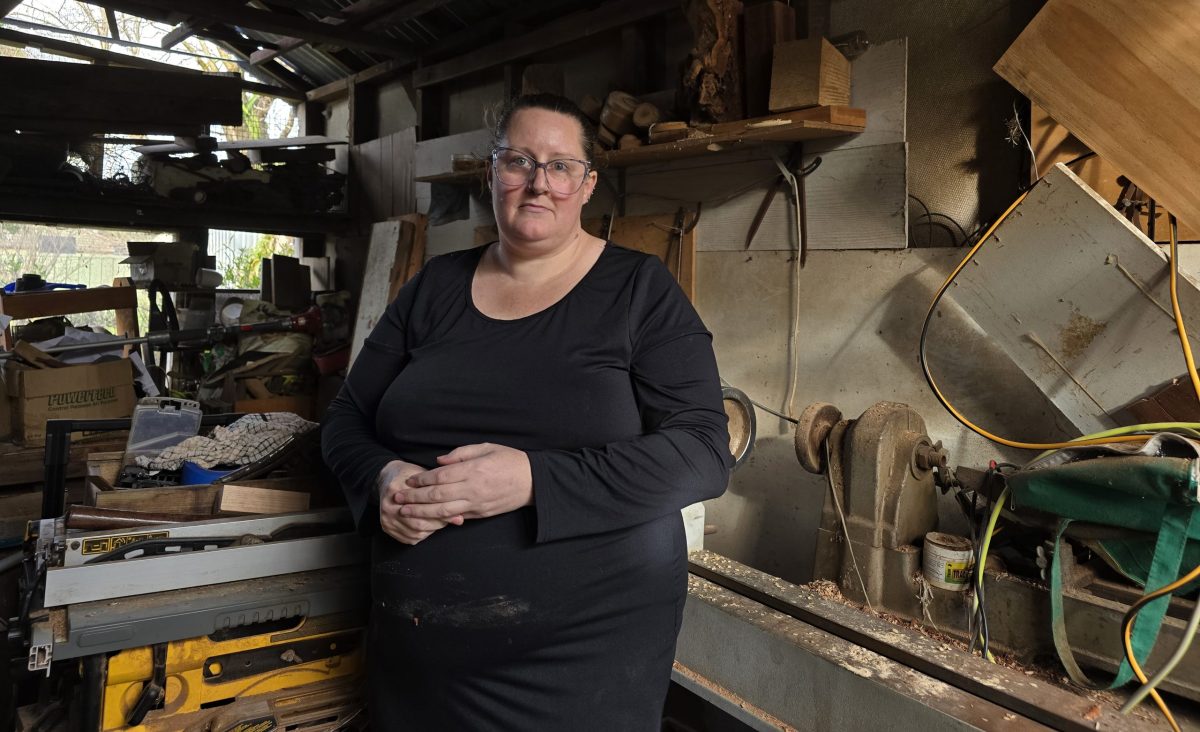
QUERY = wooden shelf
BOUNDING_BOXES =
[0,186,349,235]
[415,106,866,184]
[415,168,486,185]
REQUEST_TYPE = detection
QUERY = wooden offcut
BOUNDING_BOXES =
[215,483,311,515]
[648,121,691,144]
[388,213,428,302]
[632,103,662,130]
[994,0,1200,234]
[618,134,644,150]
[600,91,638,136]
[769,37,851,112]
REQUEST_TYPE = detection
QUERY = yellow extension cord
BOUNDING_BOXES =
[926,192,1200,729]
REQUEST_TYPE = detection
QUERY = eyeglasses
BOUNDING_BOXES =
[491,147,591,195]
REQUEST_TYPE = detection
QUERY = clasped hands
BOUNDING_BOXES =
[377,443,533,545]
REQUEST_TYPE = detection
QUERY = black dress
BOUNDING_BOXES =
[321,242,731,731]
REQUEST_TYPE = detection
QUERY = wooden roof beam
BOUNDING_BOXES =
[119,0,404,55]
[250,0,442,68]
[0,27,304,100]
[161,16,210,48]
[413,0,679,88]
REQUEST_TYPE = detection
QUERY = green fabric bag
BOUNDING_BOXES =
[1006,434,1200,689]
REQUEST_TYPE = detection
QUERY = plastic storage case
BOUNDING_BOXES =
[123,397,203,466]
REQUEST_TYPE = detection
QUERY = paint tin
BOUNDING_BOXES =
[922,532,975,591]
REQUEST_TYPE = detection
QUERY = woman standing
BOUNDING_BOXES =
[322,93,731,730]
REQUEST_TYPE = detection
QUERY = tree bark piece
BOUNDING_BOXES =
[681,0,744,123]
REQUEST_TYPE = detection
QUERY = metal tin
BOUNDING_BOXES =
[922,531,974,591]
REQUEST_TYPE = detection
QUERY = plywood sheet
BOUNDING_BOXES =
[995,0,1200,230]
[583,214,697,301]
[951,164,1200,435]
[350,220,404,366]
[1031,105,1199,243]
[349,127,416,225]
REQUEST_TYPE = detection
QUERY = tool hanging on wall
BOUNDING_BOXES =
[0,307,322,362]
[770,151,822,267]
[745,146,821,263]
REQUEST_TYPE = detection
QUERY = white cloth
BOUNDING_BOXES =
[137,412,316,470]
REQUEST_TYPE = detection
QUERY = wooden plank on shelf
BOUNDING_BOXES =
[583,214,697,301]
[705,106,865,135]
[132,135,346,155]
[215,483,311,515]
[598,113,864,168]
[93,483,222,515]
[994,0,1200,236]
[0,186,349,235]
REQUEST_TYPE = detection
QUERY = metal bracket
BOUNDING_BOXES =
[27,618,52,676]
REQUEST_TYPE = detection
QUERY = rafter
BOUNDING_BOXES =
[413,0,679,88]
[249,0,445,67]
[0,27,304,100]
[161,16,208,48]
[115,0,403,55]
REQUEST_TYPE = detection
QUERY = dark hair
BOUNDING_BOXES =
[489,93,597,166]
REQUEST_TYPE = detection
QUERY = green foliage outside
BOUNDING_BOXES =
[221,234,296,290]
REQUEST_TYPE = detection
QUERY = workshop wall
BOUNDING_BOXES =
[407,11,1084,585]
[830,0,1042,246]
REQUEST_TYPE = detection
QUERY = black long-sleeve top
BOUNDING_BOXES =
[322,242,731,540]
[320,242,731,730]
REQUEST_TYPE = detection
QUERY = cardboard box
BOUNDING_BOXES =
[120,241,199,289]
[5,358,136,445]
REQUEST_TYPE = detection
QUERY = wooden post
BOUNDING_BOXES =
[742,1,796,117]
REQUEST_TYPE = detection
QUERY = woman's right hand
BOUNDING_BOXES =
[378,459,464,544]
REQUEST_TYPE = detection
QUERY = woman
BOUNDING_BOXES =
[322,93,731,730]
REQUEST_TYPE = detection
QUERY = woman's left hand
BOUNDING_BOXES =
[399,443,533,520]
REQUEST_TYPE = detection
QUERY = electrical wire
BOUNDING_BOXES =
[1168,215,1200,403]
[919,190,1172,450]
[1122,589,1200,714]
[1118,563,1200,732]
[1109,214,1200,727]
[824,440,873,613]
